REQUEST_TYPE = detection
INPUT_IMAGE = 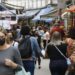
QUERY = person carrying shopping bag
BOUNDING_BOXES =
[45,31,68,75]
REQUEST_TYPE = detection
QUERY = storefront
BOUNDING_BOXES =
[65,5,75,28]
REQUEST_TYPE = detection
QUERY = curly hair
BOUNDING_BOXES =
[20,25,31,35]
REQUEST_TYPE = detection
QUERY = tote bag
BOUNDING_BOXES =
[15,66,31,75]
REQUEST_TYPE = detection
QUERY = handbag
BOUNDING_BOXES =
[15,66,31,75]
[53,44,71,66]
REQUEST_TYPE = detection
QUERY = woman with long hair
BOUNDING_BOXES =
[46,31,68,75]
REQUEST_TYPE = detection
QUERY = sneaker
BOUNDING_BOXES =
[38,66,41,69]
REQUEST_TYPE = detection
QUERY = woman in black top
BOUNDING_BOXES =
[46,31,68,75]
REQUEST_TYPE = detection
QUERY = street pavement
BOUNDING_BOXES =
[34,58,68,75]
[34,58,51,75]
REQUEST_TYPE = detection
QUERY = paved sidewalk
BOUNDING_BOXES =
[35,58,51,75]
[34,58,68,75]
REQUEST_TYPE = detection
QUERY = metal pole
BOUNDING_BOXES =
[50,0,53,5]
[72,0,74,5]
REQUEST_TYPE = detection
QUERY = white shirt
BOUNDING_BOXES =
[43,31,50,40]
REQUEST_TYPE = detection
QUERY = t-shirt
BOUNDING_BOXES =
[0,46,22,75]
[43,31,50,40]
[46,43,67,60]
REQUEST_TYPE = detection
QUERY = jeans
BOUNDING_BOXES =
[50,60,68,75]
[22,60,35,75]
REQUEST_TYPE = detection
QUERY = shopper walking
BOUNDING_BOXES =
[19,25,41,75]
[6,32,19,48]
[0,28,23,75]
[45,31,68,75]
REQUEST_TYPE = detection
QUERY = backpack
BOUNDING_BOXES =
[18,36,32,59]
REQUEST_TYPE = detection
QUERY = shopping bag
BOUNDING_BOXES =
[42,42,49,59]
[15,66,31,75]
[41,49,45,57]
[67,58,71,66]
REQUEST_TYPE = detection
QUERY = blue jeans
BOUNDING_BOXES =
[22,60,35,75]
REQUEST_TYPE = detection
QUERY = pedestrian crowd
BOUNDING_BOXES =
[0,22,75,75]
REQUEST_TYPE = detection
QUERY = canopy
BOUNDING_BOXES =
[23,9,40,17]
[0,5,6,11]
[45,18,54,22]
[0,10,16,17]
[32,5,54,21]
[16,9,40,19]
[39,18,54,23]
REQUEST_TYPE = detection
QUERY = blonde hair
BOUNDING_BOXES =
[0,26,7,35]
[50,31,64,45]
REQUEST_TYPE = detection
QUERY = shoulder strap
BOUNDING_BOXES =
[53,44,67,60]
[12,41,15,46]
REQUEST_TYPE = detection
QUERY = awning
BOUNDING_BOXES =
[23,9,40,17]
[45,18,54,22]
[32,5,54,21]
[0,5,6,11]
[16,14,26,19]
[0,10,16,17]
[39,18,54,23]
[16,9,40,19]
[65,5,75,12]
